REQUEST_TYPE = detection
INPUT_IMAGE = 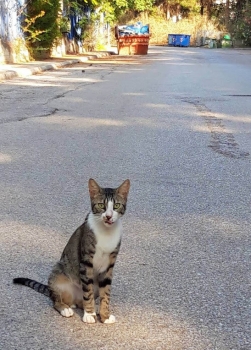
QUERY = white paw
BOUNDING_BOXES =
[83,311,96,324]
[104,315,116,324]
[61,307,74,317]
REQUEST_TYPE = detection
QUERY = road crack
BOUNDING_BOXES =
[0,108,59,125]
[182,98,250,159]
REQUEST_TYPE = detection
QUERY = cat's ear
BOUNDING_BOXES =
[88,178,101,198]
[117,179,130,199]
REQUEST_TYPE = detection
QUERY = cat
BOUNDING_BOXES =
[13,178,130,324]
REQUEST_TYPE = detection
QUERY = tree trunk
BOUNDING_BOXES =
[206,0,213,19]
[166,3,170,20]
[225,0,230,26]
[176,4,180,22]
[200,0,204,16]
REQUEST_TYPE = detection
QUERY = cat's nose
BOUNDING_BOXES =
[106,215,112,220]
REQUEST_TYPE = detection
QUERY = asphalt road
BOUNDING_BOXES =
[1,47,251,350]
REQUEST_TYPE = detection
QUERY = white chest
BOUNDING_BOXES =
[93,230,121,274]
[88,213,122,274]
[93,247,110,274]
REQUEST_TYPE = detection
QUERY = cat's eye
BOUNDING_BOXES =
[98,203,105,209]
[114,203,121,210]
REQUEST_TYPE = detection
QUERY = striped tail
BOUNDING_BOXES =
[13,277,51,297]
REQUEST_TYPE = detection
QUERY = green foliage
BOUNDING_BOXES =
[59,16,71,33]
[130,0,155,12]
[147,0,201,20]
[22,0,61,58]
[101,1,117,23]
[179,0,200,14]
[231,0,251,46]
[63,0,98,10]
[162,0,199,11]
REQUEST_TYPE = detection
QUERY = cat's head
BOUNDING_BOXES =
[88,178,130,227]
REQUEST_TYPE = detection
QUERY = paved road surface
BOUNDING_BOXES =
[1,47,251,350]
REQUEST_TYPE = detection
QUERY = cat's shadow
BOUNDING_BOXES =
[73,307,83,320]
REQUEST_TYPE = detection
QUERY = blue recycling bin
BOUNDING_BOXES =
[177,34,190,47]
[168,34,176,46]
[168,34,190,47]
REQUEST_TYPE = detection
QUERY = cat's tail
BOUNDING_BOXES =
[13,277,51,297]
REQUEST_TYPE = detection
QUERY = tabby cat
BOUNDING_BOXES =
[13,178,130,324]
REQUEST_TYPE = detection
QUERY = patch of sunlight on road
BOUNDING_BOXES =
[218,113,251,124]
[0,220,64,260]
[201,215,251,238]
[6,77,102,88]
[194,109,251,125]
[114,68,145,73]
[151,57,184,61]
[114,70,132,74]
[192,124,234,134]
[33,115,173,130]
[35,115,127,128]
[145,103,170,109]
[0,152,12,163]
[67,304,214,350]
[87,59,142,65]
[123,92,145,96]
[163,62,197,66]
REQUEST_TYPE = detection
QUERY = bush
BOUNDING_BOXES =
[232,1,251,46]
[22,0,61,59]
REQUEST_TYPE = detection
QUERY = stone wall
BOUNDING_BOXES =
[0,0,31,63]
[0,37,30,63]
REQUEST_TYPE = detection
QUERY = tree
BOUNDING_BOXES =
[155,0,200,20]
[231,0,251,45]
[22,0,61,58]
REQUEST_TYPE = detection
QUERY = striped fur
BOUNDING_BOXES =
[13,178,130,324]
[13,278,50,297]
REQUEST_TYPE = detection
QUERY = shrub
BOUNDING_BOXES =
[232,1,251,46]
[22,0,61,59]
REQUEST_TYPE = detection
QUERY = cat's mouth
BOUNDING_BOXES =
[104,220,113,225]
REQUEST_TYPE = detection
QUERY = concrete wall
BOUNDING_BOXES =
[0,0,29,63]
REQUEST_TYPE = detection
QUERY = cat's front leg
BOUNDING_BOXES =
[98,252,118,324]
[80,258,96,324]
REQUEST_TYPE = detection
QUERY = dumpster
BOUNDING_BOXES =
[115,23,150,55]
[168,34,191,47]
[168,34,176,46]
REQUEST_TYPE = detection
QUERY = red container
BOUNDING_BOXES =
[117,35,150,55]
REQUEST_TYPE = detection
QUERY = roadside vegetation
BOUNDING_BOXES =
[19,0,251,58]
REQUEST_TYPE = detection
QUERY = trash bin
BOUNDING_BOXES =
[221,39,232,48]
[221,34,232,48]
[117,35,150,55]
[115,24,150,55]
[168,34,190,47]
[168,34,176,46]
[178,35,190,47]
[208,38,217,48]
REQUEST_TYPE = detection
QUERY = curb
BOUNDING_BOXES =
[0,59,81,81]
[0,51,113,81]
